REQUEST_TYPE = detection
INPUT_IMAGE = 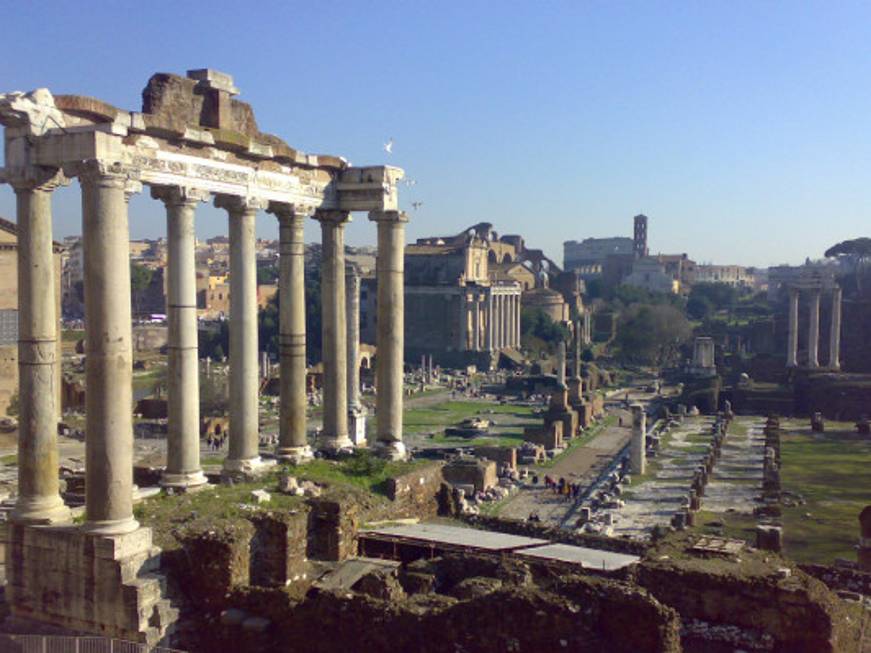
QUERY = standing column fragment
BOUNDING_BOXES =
[269,204,312,462]
[808,288,820,368]
[216,195,273,477]
[346,264,367,446]
[154,186,208,489]
[316,211,352,451]
[630,403,646,475]
[80,162,140,534]
[370,210,409,459]
[11,173,70,524]
[829,286,842,370]
[787,287,799,368]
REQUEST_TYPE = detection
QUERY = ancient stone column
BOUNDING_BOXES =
[497,294,505,349]
[484,292,494,351]
[472,294,482,351]
[787,287,799,368]
[346,263,367,446]
[514,293,522,346]
[829,286,842,370]
[10,172,70,524]
[79,162,139,534]
[630,403,646,475]
[458,292,469,350]
[268,204,311,462]
[583,310,592,346]
[217,195,271,476]
[316,210,352,450]
[556,341,566,386]
[153,186,208,489]
[808,288,820,368]
[369,210,408,459]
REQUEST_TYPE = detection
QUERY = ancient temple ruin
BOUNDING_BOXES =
[0,69,406,641]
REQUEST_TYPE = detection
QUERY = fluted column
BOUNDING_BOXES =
[79,162,140,534]
[787,287,799,368]
[346,264,367,446]
[808,288,820,368]
[153,186,208,489]
[583,310,592,346]
[514,293,522,346]
[369,210,408,459]
[556,340,566,387]
[496,294,504,349]
[829,286,842,370]
[316,210,352,450]
[268,203,312,462]
[10,171,70,524]
[216,194,271,476]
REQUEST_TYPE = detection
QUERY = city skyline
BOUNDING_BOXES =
[2,2,870,267]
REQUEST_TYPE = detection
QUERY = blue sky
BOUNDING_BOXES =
[2,1,870,267]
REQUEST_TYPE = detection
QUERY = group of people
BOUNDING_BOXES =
[536,474,582,501]
[205,434,226,451]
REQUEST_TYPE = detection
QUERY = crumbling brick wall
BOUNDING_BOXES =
[384,462,445,519]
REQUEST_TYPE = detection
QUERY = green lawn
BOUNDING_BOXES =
[404,400,538,448]
[779,427,871,564]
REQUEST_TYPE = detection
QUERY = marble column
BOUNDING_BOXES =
[80,162,139,534]
[10,172,70,524]
[787,287,799,368]
[630,403,646,475]
[459,292,469,350]
[583,310,592,346]
[514,293,522,346]
[316,211,352,450]
[829,286,842,370]
[472,295,482,351]
[268,204,311,462]
[808,288,820,368]
[484,292,494,351]
[557,341,567,387]
[346,264,367,446]
[216,195,271,475]
[369,210,408,459]
[152,186,208,489]
[497,294,505,349]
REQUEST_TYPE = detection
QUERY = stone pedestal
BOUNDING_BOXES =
[370,211,408,460]
[4,523,177,645]
[270,204,312,463]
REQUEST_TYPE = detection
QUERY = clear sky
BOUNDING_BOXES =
[2,1,870,267]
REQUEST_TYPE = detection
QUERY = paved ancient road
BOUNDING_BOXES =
[498,408,632,524]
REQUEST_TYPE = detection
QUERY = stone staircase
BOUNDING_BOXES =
[3,523,180,647]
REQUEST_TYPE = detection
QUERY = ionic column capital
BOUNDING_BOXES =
[5,166,68,193]
[313,209,352,226]
[368,209,409,224]
[151,185,210,208]
[214,193,268,215]
[267,201,314,224]
[69,159,139,189]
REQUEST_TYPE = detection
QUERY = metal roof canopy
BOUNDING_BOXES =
[361,523,548,552]
[517,543,640,571]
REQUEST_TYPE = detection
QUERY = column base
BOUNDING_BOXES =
[221,456,276,481]
[10,494,72,525]
[373,440,407,461]
[81,515,141,536]
[318,436,355,455]
[275,445,314,464]
[161,470,209,490]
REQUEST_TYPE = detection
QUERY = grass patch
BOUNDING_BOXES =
[294,452,436,495]
[61,329,84,343]
[535,415,618,470]
[779,428,871,564]
[0,454,16,465]
[690,509,757,544]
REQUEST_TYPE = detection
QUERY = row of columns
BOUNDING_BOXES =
[786,285,842,370]
[462,289,521,352]
[10,160,409,533]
